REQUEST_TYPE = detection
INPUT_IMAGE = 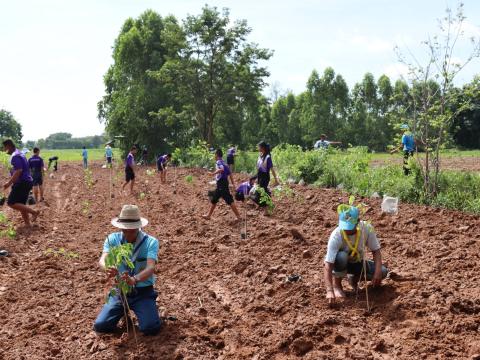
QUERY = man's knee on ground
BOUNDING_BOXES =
[139,317,162,336]
[93,319,116,333]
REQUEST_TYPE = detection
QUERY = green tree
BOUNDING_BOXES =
[0,110,23,144]
[154,5,272,146]
[98,10,185,157]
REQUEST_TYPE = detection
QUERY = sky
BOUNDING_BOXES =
[1,0,479,141]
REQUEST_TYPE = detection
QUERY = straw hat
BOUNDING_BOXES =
[111,205,148,229]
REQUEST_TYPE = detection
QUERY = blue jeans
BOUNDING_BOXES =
[83,158,88,168]
[94,286,162,335]
[333,251,388,279]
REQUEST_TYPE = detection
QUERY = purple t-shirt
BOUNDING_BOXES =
[157,155,168,165]
[236,181,252,194]
[11,150,33,184]
[215,159,230,181]
[257,154,273,173]
[126,153,134,168]
[227,147,236,156]
[28,155,44,175]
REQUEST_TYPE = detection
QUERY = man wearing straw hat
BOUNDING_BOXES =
[93,205,162,335]
[323,204,388,304]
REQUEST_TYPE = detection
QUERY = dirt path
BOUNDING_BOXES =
[0,163,480,359]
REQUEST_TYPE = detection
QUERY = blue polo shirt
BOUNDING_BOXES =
[402,133,415,152]
[103,231,159,287]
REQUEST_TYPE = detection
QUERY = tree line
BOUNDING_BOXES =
[98,5,480,156]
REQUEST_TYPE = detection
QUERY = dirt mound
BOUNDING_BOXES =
[0,163,479,359]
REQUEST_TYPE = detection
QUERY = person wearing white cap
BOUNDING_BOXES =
[324,204,388,305]
[93,205,162,335]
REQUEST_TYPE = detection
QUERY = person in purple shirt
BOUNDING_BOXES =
[156,153,171,184]
[2,139,39,227]
[234,176,257,202]
[203,149,241,220]
[122,145,137,196]
[28,147,46,203]
[256,141,280,197]
[226,146,236,172]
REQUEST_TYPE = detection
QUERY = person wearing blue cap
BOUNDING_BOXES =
[391,124,415,175]
[323,204,388,304]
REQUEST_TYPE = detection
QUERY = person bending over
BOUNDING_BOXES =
[234,176,257,202]
[156,153,172,184]
[2,139,39,227]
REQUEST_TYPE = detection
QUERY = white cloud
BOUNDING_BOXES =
[350,34,393,53]
[383,63,410,80]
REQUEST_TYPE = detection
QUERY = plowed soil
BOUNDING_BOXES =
[372,155,480,172]
[1,163,479,359]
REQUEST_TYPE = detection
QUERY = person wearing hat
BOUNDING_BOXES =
[314,134,341,150]
[323,205,388,304]
[93,205,162,335]
[391,124,415,175]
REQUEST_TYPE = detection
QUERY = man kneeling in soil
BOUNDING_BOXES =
[324,204,388,304]
[94,205,162,335]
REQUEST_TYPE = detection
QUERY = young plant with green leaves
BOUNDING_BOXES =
[257,187,275,215]
[84,168,94,189]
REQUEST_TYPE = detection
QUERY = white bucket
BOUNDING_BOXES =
[381,196,399,215]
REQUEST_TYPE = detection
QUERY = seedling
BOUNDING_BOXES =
[82,200,90,215]
[104,241,138,344]
[146,169,155,177]
[257,187,275,215]
[0,212,16,239]
[84,169,94,189]
[185,175,194,184]
[139,192,146,200]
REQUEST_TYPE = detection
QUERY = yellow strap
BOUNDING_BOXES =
[341,228,361,262]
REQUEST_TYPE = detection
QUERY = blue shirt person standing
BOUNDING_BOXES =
[94,205,162,336]
[105,144,113,168]
[28,147,46,203]
[314,134,342,150]
[82,146,88,169]
[2,139,39,227]
[391,124,416,175]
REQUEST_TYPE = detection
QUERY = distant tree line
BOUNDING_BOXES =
[25,133,106,150]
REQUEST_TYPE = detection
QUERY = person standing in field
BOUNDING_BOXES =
[28,147,46,203]
[82,146,88,169]
[93,204,162,336]
[227,146,236,173]
[391,124,415,175]
[314,134,342,150]
[105,144,113,168]
[122,146,137,196]
[324,203,388,304]
[2,139,39,227]
[203,149,241,220]
[156,153,171,184]
[256,141,280,197]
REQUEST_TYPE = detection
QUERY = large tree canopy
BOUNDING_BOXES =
[0,110,23,144]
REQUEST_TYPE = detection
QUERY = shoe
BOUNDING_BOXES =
[0,250,9,257]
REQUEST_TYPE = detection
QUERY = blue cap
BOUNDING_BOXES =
[400,124,409,130]
[339,206,359,231]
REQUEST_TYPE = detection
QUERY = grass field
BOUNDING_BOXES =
[28,148,122,162]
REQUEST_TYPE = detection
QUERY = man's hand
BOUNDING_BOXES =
[106,267,118,278]
[371,270,383,287]
[121,272,137,286]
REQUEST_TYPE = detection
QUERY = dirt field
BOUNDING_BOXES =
[0,163,479,359]
[371,155,480,172]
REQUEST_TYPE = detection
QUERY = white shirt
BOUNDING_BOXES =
[324,221,381,263]
[314,140,330,149]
